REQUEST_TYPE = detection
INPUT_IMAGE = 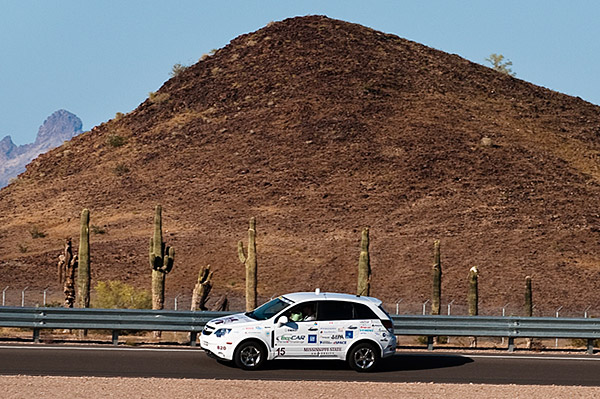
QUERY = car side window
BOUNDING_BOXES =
[353,303,378,320]
[284,301,317,322]
[317,301,353,321]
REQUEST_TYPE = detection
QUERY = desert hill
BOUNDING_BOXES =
[2,15,600,314]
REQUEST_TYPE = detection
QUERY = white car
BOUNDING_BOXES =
[200,291,396,371]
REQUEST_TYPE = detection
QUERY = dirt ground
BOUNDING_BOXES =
[1,376,599,399]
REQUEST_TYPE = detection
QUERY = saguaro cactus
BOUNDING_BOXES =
[149,205,175,311]
[357,227,371,296]
[431,240,442,316]
[468,266,479,347]
[77,209,90,309]
[58,238,78,308]
[238,217,257,311]
[191,265,213,311]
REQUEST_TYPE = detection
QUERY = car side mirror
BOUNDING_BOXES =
[277,315,288,326]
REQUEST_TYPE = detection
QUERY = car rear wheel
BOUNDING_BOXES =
[234,341,266,370]
[348,342,380,372]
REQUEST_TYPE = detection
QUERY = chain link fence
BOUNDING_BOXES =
[1,287,597,321]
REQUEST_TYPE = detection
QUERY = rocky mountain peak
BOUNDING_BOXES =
[0,136,16,158]
[34,109,83,146]
[0,109,83,187]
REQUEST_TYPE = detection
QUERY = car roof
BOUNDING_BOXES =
[281,292,382,306]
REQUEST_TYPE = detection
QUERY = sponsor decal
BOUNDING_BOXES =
[360,328,374,333]
[320,327,338,332]
[325,334,344,340]
[320,340,332,345]
[345,331,354,339]
[332,341,347,345]
[304,347,343,352]
[276,334,306,342]
[216,345,226,350]
[214,316,239,325]
[308,334,317,343]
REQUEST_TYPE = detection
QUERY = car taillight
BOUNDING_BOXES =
[381,319,394,333]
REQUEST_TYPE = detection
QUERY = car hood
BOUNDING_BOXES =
[207,312,256,328]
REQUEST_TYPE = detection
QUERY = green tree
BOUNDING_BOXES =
[485,53,516,76]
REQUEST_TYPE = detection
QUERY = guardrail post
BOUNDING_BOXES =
[2,286,8,306]
[507,337,515,352]
[112,330,120,346]
[190,331,198,347]
[33,329,40,343]
[427,336,434,351]
[587,339,594,355]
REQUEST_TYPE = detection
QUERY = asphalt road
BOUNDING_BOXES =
[1,344,600,386]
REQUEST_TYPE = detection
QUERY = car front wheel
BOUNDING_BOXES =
[348,342,380,372]
[234,341,266,370]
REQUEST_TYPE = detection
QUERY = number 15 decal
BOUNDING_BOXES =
[276,347,286,356]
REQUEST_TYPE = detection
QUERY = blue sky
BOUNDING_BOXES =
[1,1,599,145]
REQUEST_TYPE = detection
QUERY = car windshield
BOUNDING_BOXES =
[246,297,293,320]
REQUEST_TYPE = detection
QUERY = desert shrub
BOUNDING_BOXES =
[170,63,188,78]
[29,225,46,239]
[148,91,169,104]
[17,243,28,253]
[93,281,151,309]
[91,225,106,235]
[114,163,130,176]
[106,134,127,147]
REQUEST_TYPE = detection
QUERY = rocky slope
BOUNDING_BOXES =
[1,16,600,314]
[0,110,82,187]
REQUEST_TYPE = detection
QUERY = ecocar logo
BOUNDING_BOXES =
[277,335,306,341]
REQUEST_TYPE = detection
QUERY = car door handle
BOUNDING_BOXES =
[308,327,318,331]
[348,326,358,329]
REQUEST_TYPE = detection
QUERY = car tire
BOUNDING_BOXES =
[348,342,380,372]
[233,340,266,370]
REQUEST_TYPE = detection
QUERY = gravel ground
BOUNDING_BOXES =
[1,376,599,399]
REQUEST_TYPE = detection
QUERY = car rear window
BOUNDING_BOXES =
[316,301,378,321]
[353,303,378,319]
[317,301,353,320]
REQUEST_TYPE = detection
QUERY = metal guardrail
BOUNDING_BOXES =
[391,315,600,353]
[0,307,232,346]
[1,307,599,353]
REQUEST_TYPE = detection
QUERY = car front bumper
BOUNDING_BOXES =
[200,335,236,361]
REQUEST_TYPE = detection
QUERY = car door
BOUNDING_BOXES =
[273,301,320,358]
[315,300,355,359]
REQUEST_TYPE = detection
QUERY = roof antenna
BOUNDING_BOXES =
[315,288,321,295]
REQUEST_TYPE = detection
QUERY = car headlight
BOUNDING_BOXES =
[214,328,232,338]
